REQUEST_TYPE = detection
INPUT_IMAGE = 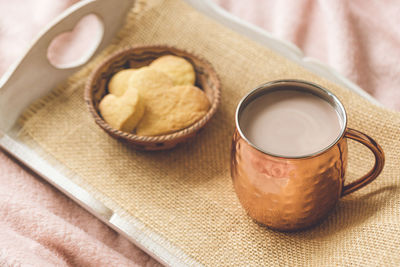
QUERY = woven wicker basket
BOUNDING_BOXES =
[84,45,221,150]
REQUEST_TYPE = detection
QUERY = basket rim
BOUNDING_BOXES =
[84,44,221,143]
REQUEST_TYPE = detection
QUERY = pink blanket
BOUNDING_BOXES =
[216,0,400,110]
[0,0,399,265]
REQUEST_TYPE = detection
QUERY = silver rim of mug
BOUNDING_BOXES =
[235,79,348,159]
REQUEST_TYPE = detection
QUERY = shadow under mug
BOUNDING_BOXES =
[231,80,385,231]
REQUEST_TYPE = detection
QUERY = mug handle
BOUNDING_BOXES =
[341,128,385,196]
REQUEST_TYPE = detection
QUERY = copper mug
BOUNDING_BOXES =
[231,80,385,231]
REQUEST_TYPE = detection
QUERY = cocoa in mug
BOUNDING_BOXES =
[231,80,385,231]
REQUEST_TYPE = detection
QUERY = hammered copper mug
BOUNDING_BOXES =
[231,80,385,231]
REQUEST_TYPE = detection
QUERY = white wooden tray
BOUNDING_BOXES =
[0,0,383,265]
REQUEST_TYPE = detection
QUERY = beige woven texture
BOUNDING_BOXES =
[19,0,400,265]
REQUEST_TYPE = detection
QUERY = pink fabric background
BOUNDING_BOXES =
[0,0,399,265]
[214,0,400,110]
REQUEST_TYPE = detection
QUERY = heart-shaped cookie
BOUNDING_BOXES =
[99,87,144,132]
[108,69,137,97]
[136,85,210,136]
[129,66,173,96]
[149,55,195,86]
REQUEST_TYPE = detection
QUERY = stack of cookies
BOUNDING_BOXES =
[99,55,210,136]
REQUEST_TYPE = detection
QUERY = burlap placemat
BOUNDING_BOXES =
[18,0,400,265]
